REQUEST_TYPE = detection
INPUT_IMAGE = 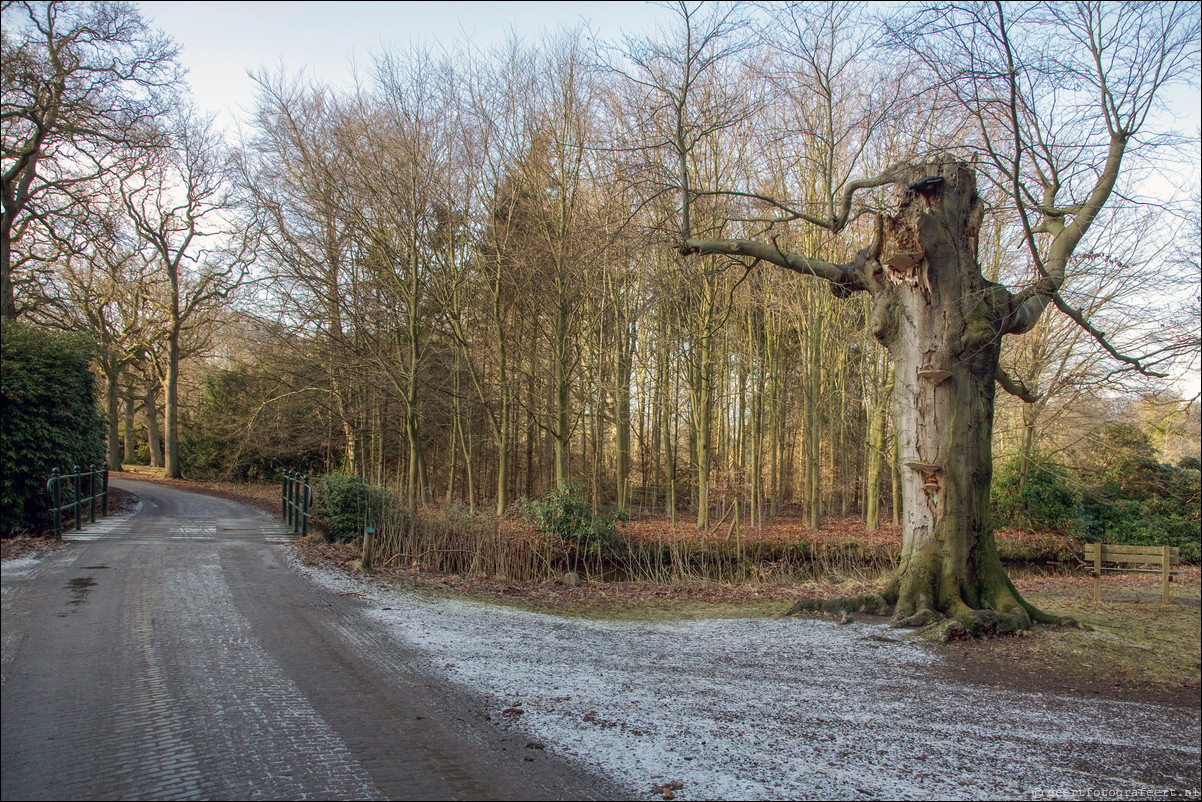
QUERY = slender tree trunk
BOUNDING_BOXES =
[145,385,163,469]
[104,363,122,471]
[1018,404,1037,493]
[123,389,136,464]
[692,331,713,531]
[163,332,181,478]
[805,311,822,530]
[463,414,476,516]
[614,309,632,512]
[553,305,570,489]
[865,363,894,531]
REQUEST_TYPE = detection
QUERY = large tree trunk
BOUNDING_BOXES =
[789,162,1064,636]
[869,164,1052,634]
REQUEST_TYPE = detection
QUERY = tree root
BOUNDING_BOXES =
[784,593,892,618]
[784,594,1082,641]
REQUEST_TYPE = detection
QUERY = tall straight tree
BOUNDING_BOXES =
[680,2,1197,635]
[618,2,758,528]
[121,107,254,479]
[242,70,362,474]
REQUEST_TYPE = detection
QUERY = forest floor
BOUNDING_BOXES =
[5,467,1198,711]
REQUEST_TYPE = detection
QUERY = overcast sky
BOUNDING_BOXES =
[139,1,668,133]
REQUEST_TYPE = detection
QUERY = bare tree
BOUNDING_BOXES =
[240,69,362,473]
[43,210,156,470]
[678,2,1198,635]
[1,0,180,319]
[121,106,255,478]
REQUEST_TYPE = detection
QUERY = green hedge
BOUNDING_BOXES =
[311,473,373,542]
[992,431,1201,561]
[1,320,106,536]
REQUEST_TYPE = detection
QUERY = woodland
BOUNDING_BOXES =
[2,2,1199,633]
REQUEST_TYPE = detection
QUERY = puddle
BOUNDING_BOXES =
[66,575,97,605]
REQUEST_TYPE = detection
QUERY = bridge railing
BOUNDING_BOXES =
[46,464,109,539]
[281,470,312,537]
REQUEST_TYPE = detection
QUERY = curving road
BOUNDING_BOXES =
[1,478,620,801]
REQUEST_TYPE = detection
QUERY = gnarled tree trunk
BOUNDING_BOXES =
[687,161,1070,637]
[825,162,1055,635]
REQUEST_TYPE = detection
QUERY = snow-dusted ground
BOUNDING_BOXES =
[296,562,1201,801]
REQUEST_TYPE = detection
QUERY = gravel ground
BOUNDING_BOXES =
[294,560,1201,801]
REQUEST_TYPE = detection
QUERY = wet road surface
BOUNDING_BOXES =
[1,478,619,801]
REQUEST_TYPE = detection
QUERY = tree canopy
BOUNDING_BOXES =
[3,1,1198,619]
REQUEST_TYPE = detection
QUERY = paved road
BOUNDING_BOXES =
[1,479,621,801]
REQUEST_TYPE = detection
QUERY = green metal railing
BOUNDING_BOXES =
[46,464,109,539]
[281,470,312,536]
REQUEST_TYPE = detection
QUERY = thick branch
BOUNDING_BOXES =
[1007,131,1129,336]
[681,237,863,291]
[690,165,903,235]
[994,366,1039,403]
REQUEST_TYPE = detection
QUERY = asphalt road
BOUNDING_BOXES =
[1,478,621,801]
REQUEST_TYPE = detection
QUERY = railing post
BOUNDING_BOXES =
[101,466,109,516]
[301,474,310,538]
[50,468,62,539]
[73,465,82,532]
[88,464,96,523]
[292,473,300,533]
[282,470,289,522]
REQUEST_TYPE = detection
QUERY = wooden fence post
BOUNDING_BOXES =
[1161,544,1171,604]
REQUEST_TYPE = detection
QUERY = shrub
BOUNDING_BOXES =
[991,454,1083,536]
[1081,498,1201,561]
[1,320,106,536]
[527,484,623,556]
[180,366,327,481]
[311,473,373,543]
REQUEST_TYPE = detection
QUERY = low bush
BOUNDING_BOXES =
[526,484,624,557]
[311,473,374,542]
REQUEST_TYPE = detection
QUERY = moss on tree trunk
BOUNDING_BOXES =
[787,162,1072,638]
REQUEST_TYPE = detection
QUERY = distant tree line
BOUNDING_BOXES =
[3,1,1198,559]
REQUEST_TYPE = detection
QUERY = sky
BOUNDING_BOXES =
[138,1,668,133]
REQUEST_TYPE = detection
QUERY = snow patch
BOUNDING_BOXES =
[295,562,1201,801]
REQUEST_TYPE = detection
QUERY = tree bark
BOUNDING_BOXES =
[164,332,181,479]
[689,161,1069,635]
[123,389,137,465]
[145,386,163,469]
[104,364,122,471]
[856,163,1058,635]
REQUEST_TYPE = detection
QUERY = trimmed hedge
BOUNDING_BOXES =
[1,319,106,536]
